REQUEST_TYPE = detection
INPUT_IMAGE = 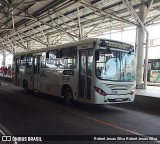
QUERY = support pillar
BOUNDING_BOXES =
[136,3,147,89]
[2,49,6,66]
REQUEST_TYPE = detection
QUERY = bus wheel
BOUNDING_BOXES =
[64,88,73,105]
[23,81,29,94]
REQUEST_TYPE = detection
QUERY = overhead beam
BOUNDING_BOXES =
[121,0,148,32]
[21,30,47,46]
[0,28,13,31]
[17,32,29,51]
[145,0,155,21]
[2,38,14,54]
[79,0,137,26]
[6,14,36,19]
[147,13,160,24]
[0,45,13,54]
[77,4,82,39]
[55,13,78,38]
[48,12,76,42]
[23,0,52,5]
[38,22,49,46]
[83,17,106,38]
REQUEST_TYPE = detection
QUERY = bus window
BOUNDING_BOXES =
[152,61,160,70]
[41,52,46,68]
[46,50,58,68]
[20,55,26,69]
[60,47,77,69]
[26,54,33,68]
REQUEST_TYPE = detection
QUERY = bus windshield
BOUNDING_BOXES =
[96,49,135,82]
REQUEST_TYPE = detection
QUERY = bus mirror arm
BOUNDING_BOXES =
[106,48,111,54]
[46,51,49,59]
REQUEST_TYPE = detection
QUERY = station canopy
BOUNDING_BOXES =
[0,0,160,54]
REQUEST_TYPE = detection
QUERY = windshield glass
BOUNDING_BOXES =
[96,49,136,82]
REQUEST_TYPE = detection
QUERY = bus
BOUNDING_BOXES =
[146,59,160,83]
[12,38,136,104]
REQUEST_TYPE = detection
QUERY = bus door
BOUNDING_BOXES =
[33,56,40,90]
[15,58,20,86]
[79,50,93,101]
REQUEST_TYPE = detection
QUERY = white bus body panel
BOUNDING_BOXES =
[39,68,78,99]
[92,78,135,104]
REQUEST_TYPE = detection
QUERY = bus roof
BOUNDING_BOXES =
[14,38,133,56]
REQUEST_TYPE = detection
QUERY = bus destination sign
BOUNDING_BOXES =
[100,40,133,51]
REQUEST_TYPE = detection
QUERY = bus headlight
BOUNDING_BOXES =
[130,89,135,95]
[94,86,107,96]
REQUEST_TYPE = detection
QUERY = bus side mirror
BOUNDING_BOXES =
[46,51,49,59]
[106,48,111,54]
[95,50,99,61]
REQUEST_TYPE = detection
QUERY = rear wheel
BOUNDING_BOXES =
[64,88,73,105]
[23,80,29,94]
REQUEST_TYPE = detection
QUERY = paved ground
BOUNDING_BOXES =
[0,81,160,144]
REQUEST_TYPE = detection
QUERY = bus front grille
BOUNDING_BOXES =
[105,84,133,90]
[107,98,129,102]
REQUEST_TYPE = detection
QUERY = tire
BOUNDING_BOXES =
[23,81,29,94]
[64,88,73,105]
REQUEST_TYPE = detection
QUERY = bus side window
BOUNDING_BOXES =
[41,52,47,68]
[41,61,46,68]
[20,55,26,69]
[60,47,77,69]
[26,54,33,68]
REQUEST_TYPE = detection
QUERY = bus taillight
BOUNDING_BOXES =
[130,89,135,95]
[94,86,107,96]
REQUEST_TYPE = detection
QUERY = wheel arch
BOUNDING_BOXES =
[61,84,72,97]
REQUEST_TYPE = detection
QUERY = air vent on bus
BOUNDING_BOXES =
[103,84,133,90]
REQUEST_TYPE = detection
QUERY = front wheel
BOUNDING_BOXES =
[64,88,73,105]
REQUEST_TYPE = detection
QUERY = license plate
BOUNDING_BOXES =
[115,98,123,102]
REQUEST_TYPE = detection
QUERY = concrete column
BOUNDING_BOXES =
[136,3,147,89]
[2,49,6,66]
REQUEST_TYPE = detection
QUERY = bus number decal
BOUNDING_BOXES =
[63,76,70,82]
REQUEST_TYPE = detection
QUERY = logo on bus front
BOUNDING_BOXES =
[111,91,118,94]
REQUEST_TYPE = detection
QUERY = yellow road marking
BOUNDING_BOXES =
[68,110,160,143]
[68,110,142,135]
